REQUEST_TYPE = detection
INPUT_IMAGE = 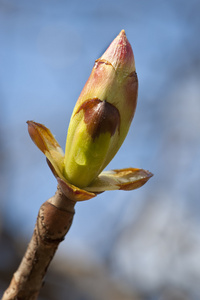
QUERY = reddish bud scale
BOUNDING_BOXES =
[27,121,59,154]
[76,98,120,140]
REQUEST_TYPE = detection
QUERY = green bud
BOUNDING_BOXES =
[64,30,138,187]
[27,30,152,201]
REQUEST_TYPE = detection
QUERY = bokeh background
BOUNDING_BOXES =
[0,0,200,299]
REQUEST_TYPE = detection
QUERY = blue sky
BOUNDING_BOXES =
[0,0,200,270]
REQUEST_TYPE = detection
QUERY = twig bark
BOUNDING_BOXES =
[2,186,76,300]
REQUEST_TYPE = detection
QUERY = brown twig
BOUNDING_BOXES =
[2,186,76,300]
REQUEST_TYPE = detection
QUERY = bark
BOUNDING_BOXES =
[2,186,76,300]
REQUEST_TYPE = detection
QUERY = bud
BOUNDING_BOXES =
[27,30,152,201]
[64,30,138,188]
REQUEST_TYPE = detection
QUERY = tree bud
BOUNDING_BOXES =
[64,30,138,187]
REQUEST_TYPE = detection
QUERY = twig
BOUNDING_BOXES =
[2,186,76,300]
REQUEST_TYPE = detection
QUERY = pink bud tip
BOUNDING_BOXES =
[101,30,135,72]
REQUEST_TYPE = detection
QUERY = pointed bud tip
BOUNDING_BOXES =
[119,29,126,37]
[101,30,135,72]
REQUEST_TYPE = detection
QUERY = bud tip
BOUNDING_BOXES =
[101,29,135,72]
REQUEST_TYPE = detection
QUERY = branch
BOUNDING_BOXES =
[2,186,76,300]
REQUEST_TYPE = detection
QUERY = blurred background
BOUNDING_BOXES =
[0,0,200,299]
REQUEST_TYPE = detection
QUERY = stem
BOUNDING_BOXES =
[2,186,76,300]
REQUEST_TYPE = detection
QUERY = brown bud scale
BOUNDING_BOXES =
[76,98,120,140]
